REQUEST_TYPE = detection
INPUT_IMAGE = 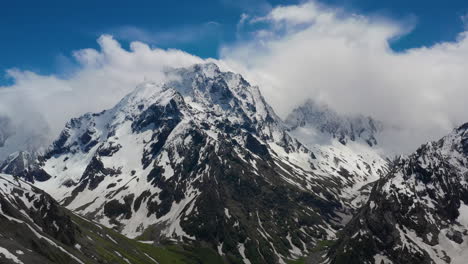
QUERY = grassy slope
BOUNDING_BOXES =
[70,213,225,264]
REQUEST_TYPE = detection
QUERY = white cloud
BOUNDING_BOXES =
[0,35,204,158]
[220,1,468,153]
[255,2,324,25]
[220,0,272,13]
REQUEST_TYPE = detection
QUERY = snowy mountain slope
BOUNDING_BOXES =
[286,100,388,209]
[0,173,190,264]
[327,123,468,264]
[17,63,383,263]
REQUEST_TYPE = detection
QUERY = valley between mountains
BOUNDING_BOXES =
[0,63,466,264]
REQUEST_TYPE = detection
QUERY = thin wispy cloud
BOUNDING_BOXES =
[220,0,272,13]
[111,22,222,46]
[462,12,468,29]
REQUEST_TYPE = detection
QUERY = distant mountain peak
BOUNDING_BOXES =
[0,114,49,163]
[286,99,382,146]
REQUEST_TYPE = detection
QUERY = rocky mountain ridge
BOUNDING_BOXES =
[327,123,468,264]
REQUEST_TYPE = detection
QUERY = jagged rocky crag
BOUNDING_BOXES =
[327,123,468,264]
[286,99,388,209]
[1,151,38,177]
[10,63,386,263]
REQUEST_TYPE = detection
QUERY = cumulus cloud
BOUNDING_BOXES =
[220,1,468,153]
[0,35,204,158]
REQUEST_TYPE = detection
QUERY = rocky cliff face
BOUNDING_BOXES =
[0,151,38,176]
[327,123,468,264]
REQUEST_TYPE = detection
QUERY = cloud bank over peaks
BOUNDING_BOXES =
[2,1,468,156]
[220,1,468,153]
[0,35,206,157]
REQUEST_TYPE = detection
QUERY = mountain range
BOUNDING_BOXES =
[0,63,464,264]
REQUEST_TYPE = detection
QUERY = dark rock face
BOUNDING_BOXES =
[245,134,269,157]
[459,122,468,155]
[0,151,35,176]
[136,97,184,169]
[81,156,121,190]
[328,124,468,264]
[104,195,134,220]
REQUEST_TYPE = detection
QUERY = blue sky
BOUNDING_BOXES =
[1,0,468,85]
